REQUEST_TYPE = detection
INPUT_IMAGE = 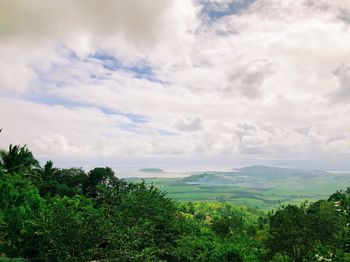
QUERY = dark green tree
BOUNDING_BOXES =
[83,167,118,198]
[307,200,347,247]
[0,145,39,174]
[0,171,44,259]
[211,212,244,238]
[37,195,109,261]
[268,205,312,262]
[38,167,88,198]
[96,182,180,260]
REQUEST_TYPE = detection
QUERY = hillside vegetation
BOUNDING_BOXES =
[1,144,350,261]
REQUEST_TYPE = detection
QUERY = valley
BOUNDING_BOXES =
[129,166,350,210]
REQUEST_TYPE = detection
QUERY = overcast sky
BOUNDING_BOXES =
[1,0,350,171]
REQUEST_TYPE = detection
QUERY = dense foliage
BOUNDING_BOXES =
[1,144,350,261]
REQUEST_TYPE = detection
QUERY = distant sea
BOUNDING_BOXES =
[113,165,234,178]
[113,166,350,178]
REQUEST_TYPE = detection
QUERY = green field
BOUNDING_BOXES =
[129,172,350,210]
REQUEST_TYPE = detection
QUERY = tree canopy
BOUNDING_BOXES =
[0,144,350,261]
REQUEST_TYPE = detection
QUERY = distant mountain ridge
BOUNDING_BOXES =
[182,165,328,186]
[233,165,328,176]
[139,168,163,173]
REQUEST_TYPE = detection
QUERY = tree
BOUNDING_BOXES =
[37,196,109,261]
[0,171,44,259]
[307,200,347,247]
[0,145,39,174]
[96,182,180,260]
[211,212,244,238]
[328,189,350,253]
[38,167,88,198]
[83,167,119,198]
[268,205,312,262]
[37,161,57,180]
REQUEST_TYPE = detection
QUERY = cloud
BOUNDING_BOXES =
[329,64,350,103]
[1,0,350,169]
[0,0,196,42]
[225,60,273,98]
[0,0,199,91]
[175,117,203,132]
[235,123,305,156]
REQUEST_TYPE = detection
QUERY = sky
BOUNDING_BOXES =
[1,0,350,171]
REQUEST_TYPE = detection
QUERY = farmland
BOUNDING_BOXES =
[128,166,350,210]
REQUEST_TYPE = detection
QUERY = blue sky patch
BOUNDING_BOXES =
[157,129,178,136]
[99,107,148,124]
[24,92,91,108]
[124,113,148,124]
[203,0,255,20]
[90,52,164,83]
[23,92,149,125]
[119,123,141,133]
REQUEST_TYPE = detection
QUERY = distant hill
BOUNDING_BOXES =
[234,165,327,177]
[182,165,328,186]
[139,168,163,173]
[182,173,235,185]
